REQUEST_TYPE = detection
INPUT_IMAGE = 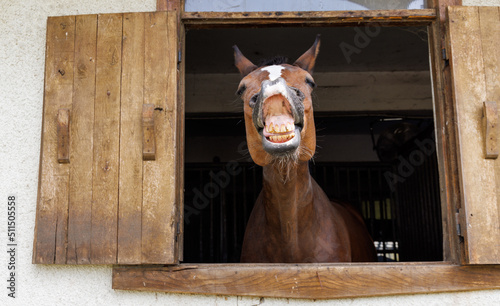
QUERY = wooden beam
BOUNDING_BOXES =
[113,263,500,299]
[427,0,463,263]
[186,71,433,113]
[182,9,437,28]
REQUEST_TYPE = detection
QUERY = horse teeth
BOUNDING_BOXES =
[275,124,279,132]
[286,123,293,132]
[280,124,286,132]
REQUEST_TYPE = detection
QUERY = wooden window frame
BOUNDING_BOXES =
[112,0,500,299]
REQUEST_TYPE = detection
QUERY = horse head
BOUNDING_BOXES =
[234,36,320,168]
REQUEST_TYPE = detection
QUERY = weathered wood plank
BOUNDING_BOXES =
[427,0,463,264]
[54,175,70,264]
[142,104,156,160]
[447,6,500,264]
[67,14,97,265]
[91,13,123,264]
[112,263,500,298]
[182,9,436,28]
[57,109,70,163]
[483,101,498,159]
[33,16,75,264]
[157,0,181,12]
[482,6,500,264]
[141,11,179,264]
[480,7,500,116]
[118,12,145,264]
[176,22,186,262]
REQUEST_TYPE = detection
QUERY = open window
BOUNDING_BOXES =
[33,0,500,299]
[182,25,441,263]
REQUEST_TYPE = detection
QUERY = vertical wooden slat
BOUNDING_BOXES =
[33,16,75,264]
[118,12,145,264]
[482,6,500,263]
[67,14,97,265]
[447,6,500,264]
[177,21,186,262]
[479,7,500,108]
[157,0,181,12]
[142,11,179,264]
[91,14,123,264]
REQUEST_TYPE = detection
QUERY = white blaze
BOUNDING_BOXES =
[262,65,284,81]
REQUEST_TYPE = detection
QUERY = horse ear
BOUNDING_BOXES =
[233,45,258,77]
[293,35,321,74]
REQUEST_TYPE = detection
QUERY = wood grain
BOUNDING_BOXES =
[483,101,498,159]
[66,14,97,265]
[142,104,156,160]
[117,12,145,264]
[91,13,122,264]
[176,21,186,262]
[157,0,181,12]
[112,263,500,299]
[182,9,436,28]
[33,16,75,264]
[141,11,179,264]
[36,11,182,265]
[57,109,70,163]
[427,0,463,264]
[447,6,500,264]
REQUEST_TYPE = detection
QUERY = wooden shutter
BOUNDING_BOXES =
[33,11,182,265]
[447,6,500,264]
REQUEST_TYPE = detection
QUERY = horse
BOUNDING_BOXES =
[233,36,377,263]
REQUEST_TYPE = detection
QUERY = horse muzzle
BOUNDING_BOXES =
[251,77,305,156]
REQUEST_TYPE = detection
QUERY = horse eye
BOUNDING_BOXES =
[306,78,316,88]
[292,87,304,99]
[236,85,246,97]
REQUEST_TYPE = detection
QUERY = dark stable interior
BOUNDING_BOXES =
[183,26,442,263]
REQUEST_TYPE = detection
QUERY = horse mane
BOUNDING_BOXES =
[258,56,289,67]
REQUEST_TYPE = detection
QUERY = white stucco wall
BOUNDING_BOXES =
[1,0,500,305]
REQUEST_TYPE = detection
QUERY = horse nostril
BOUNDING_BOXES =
[249,94,259,108]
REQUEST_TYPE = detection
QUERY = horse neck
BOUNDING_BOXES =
[262,161,315,251]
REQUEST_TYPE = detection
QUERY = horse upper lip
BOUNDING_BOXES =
[252,78,304,131]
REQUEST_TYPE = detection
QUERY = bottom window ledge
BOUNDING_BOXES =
[112,262,500,299]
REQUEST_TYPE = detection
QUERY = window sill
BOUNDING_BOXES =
[112,262,500,299]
